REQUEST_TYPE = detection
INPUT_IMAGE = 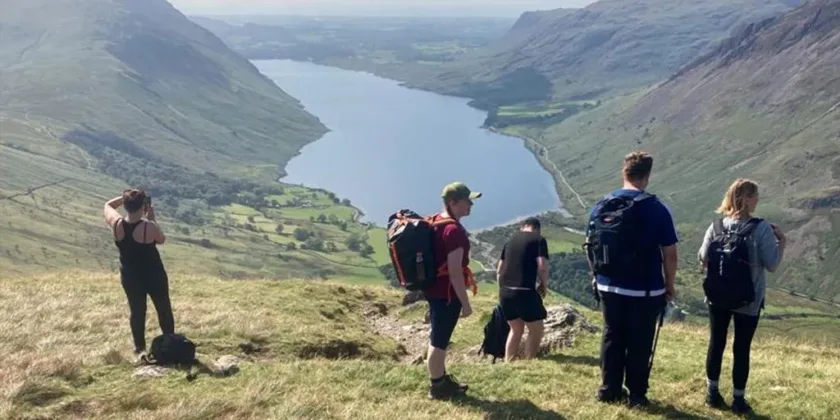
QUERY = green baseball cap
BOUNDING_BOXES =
[441,181,482,201]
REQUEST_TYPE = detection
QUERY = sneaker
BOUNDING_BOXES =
[133,350,148,366]
[428,374,468,400]
[706,389,727,409]
[731,397,753,415]
[627,395,650,409]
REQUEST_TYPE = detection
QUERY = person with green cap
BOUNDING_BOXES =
[425,181,481,400]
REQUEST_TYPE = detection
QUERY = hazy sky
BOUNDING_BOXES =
[170,0,596,17]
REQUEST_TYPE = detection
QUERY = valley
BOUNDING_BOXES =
[197,0,839,305]
[1,0,840,418]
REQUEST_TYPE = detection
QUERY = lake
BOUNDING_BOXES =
[254,59,563,230]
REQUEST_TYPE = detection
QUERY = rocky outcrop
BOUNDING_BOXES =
[364,300,599,365]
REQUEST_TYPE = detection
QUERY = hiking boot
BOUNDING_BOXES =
[428,374,468,400]
[596,388,628,404]
[627,395,650,409]
[731,397,753,415]
[705,389,727,409]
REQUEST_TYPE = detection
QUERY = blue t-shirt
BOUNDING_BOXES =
[589,189,679,295]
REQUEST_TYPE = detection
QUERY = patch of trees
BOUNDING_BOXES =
[312,212,350,231]
[179,237,217,249]
[545,250,598,308]
[62,128,301,227]
[462,67,553,110]
[346,233,374,258]
[484,102,599,130]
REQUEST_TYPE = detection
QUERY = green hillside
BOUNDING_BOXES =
[0,0,387,281]
[429,0,798,108]
[499,0,840,300]
[3,272,840,419]
[190,15,512,91]
[195,1,799,111]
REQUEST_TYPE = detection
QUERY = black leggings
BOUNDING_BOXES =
[121,271,175,352]
[706,304,760,391]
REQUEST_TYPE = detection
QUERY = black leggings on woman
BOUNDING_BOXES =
[121,271,175,352]
[706,304,760,393]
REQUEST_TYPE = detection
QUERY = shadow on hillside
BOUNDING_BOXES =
[453,396,565,420]
[545,353,600,367]
[641,401,721,420]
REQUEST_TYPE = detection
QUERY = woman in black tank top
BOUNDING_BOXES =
[104,188,175,356]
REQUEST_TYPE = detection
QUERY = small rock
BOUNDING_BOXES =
[132,366,167,378]
[213,355,240,377]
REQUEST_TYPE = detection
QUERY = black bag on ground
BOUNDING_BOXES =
[583,192,655,278]
[148,333,196,366]
[386,209,455,291]
[478,305,510,363]
[703,218,760,310]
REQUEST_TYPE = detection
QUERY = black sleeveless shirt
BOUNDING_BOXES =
[114,220,165,275]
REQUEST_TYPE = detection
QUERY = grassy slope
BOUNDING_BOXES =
[0,153,388,281]
[0,0,390,281]
[3,272,840,419]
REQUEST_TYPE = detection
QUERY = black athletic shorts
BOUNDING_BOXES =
[500,288,547,323]
[428,298,462,350]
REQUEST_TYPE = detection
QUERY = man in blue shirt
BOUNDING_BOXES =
[586,151,679,407]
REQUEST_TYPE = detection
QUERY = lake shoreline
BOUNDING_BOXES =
[265,58,587,223]
[258,58,562,231]
[485,127,588,217]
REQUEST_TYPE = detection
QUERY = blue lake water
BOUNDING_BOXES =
[254,59,563,230]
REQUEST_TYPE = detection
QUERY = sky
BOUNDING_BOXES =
[169,0,596,17]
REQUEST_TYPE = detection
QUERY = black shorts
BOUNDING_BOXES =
[500,288,547,323]
[427,298,462,350]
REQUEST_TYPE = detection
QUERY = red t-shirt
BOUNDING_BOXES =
[425,213,471,300]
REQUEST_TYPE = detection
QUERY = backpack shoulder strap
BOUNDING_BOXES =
[428,215,456,227]
[712,218,725,236]
[738,217,763,236]
[633,191,655,202]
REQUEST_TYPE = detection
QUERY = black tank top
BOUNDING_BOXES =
[114,219,165,274]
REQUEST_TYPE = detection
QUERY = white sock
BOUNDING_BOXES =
[707,379,719,390]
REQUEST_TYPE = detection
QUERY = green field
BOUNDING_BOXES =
[3,272,840,419]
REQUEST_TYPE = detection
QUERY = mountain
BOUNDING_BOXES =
[1,0,325,179]
[0,0,386,279]
[424,0,800,108]
[527,0,840,299]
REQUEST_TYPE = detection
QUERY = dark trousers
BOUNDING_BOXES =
[706,304,760,392]
[121,270,175,352]
[599,291,665,398]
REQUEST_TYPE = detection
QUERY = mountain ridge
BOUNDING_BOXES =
[424,0,801,107]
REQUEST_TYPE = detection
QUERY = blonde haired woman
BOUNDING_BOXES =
[698,179,786,414]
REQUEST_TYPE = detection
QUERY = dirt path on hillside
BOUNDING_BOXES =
[363,300,600,365]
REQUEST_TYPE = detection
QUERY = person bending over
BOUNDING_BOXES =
[103,189,174,358]
[496,217,549,362]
